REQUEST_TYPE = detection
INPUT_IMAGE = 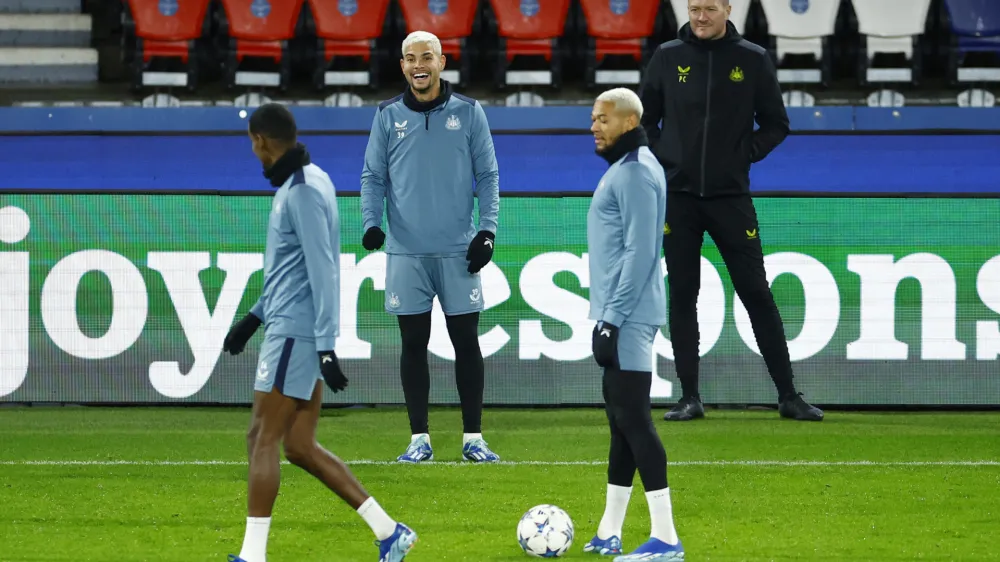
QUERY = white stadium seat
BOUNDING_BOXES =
[670,0,751,35]
[758,0,840,85]
[852,0,931,85]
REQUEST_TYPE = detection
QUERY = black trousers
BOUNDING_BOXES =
[603,369,668,491]
[663,191,796,400]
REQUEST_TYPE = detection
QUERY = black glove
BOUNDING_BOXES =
[592,322,620,369]
[223,313,262,355]
[362,227,386,251]
[466,230,495,273]
[318,350,348,393]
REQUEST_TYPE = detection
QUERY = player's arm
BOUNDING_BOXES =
[602,164,661,327]
[360,109,390,248]
[249,296,264,321]
[287,185,339,351]
[751,51,789,163]
[470,101,499,234]
[638,48,666,147]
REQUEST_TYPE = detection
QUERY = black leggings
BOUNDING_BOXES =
[398,311,484,434]
[603,369,668,492]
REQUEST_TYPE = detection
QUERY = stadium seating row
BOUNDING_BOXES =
[121,0,1000,94]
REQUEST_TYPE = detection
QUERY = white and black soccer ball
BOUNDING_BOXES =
[516,504,574,558]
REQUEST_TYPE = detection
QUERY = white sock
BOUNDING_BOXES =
[597,484,632,539]
[237,517,271,562]
[358,497,397,541]
[463,433,482,444]
[646,488,679,545]
[411,433,429,444]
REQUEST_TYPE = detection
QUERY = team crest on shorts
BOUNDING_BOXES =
[389,292,401,309]
[256,361,269,382]
[469,288,481,304]
[446,114,461,130]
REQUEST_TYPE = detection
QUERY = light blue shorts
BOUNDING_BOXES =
[385,254,484,316]
[254,333,321,401]
[599,321,659,372]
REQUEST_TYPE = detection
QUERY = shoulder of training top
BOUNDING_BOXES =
[734,38,767,57]
[657,39,684,52]
[377,93,404,110]
[450,92,478,106]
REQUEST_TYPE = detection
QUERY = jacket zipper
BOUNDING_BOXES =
[425,112,429,130]
[700,51,713,197]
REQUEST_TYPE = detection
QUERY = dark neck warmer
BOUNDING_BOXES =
[263,143,311,187]
[403,79,453,112]
[597,127,648,165]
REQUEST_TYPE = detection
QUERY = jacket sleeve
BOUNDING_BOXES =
[751,52,790,163]
[360,108,389,231]
[287,185,339,351]
[601,164,661,327]
[638,47,666,148]
[250,295,264,321]
[470,101,500,234]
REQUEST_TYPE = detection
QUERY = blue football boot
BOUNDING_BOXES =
[226,556,247,562]
[583,535,623,555]
[396,435,433,463]
[376,522,417,562]
[462,437,500,463]
[613,537,684,561]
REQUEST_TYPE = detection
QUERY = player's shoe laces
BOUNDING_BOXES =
[376,522,417,562]
[462,437,500,462]
[613,538,684,561]
[583,535,623,555]
[396,436,433,463]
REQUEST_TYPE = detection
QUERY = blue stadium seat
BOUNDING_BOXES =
[851,0,932,87]
[943,0,1000,86]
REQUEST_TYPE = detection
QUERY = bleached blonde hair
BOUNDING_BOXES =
[402,31,442,57]
[596,87,644,120]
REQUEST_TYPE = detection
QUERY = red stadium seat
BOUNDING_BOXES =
[307,0,390,90]
[580,0,663,88]
[217,0,305,90]
[397,0,479,87]
[123,0,211,92]
[487,0,572,89]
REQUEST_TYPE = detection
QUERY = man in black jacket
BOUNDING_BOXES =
[639,0,823,422]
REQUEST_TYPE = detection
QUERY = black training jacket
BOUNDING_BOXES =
[639,21,789,198]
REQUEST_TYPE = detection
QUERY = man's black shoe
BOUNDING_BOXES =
[662,396,705,421]
[778,393,824,421]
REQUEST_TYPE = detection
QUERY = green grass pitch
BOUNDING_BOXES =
[1,407,998,561]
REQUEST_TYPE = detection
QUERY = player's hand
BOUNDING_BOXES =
[223,313,262,355]
[362,227,386,251]
[318,350,348,393]
[592,322,620,369]
[466,230,495,273]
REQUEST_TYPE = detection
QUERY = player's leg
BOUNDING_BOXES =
[231,336,307,562]
[438,256,498,462]
[385,254,437,461]
[582,377,633,556]
[704,196,823,421]
[606,323,683,561]
[283,380,417,560]
[662,192,707,422]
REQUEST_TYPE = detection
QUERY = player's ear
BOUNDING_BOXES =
[439,54,446,70]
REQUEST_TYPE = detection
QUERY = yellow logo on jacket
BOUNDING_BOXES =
[730,67,744,82]
[746,228,758,239]
[677,66,690,83]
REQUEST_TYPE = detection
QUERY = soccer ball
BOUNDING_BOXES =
[516,504,574,557]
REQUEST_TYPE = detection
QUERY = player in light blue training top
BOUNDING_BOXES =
[582,89,685,562]
[361,30,501,464]
[222,103,417,562]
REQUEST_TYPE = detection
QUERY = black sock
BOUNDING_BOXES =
[607,369,669,491]
[446,313,484,434]
[398,312,432,435]
[604,374,637,486]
